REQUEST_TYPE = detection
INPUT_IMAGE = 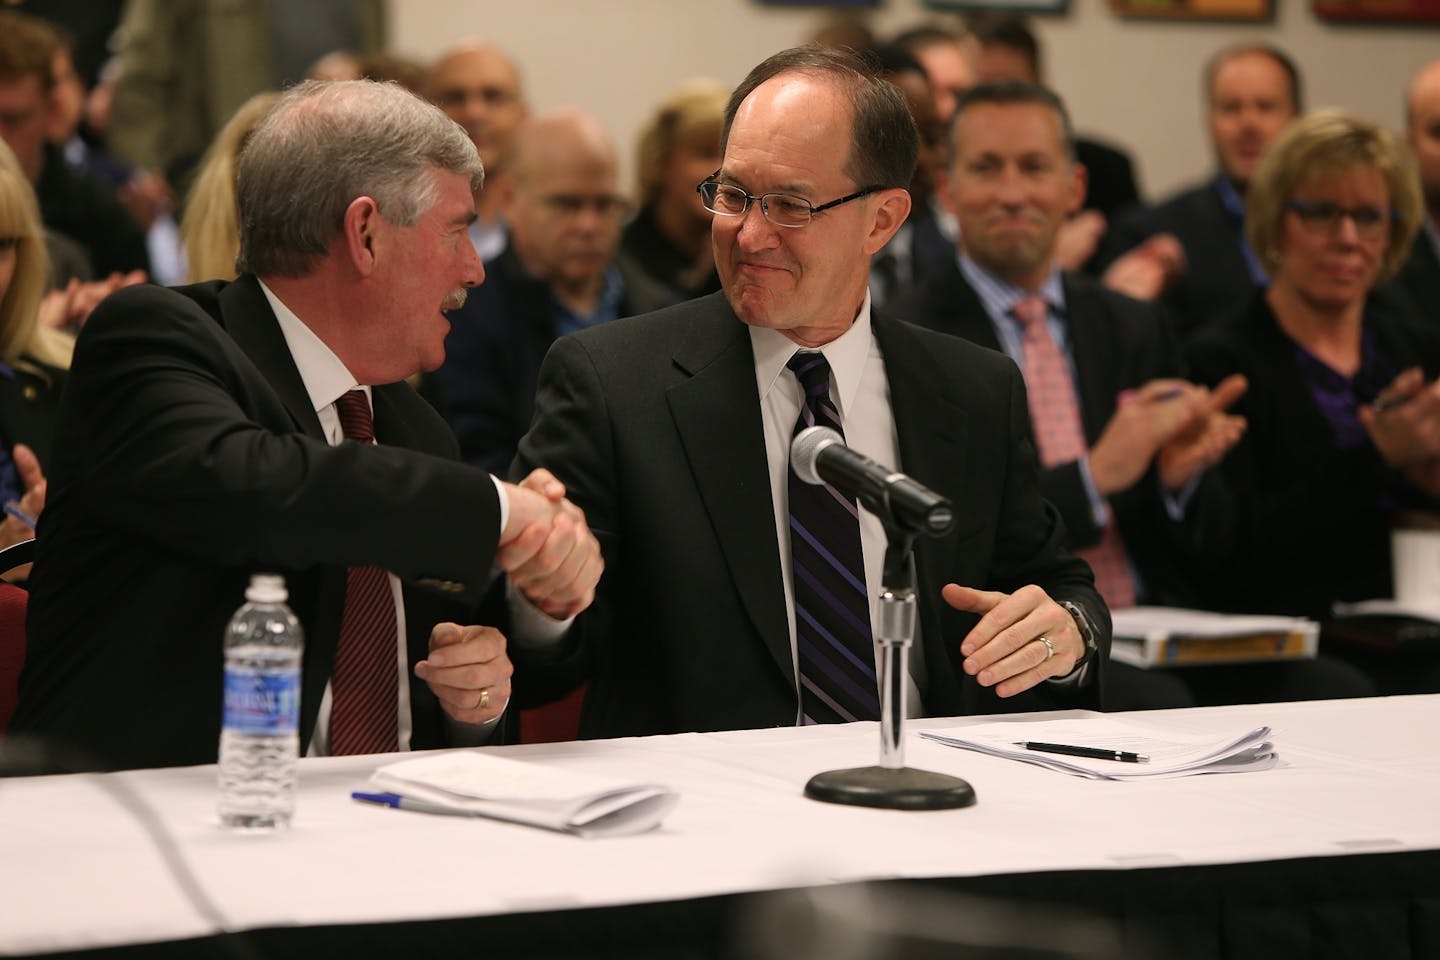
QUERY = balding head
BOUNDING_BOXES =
[506,109,626,297]
[1407,59,1440,219]
[427,41,527,173]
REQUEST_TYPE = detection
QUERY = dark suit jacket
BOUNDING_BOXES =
[1185,290,1440,619]
[1075,136,1141,222]
[1102,178,1255,336]
[1387,230,1440,318]
[431,244,634,475]
[12,276,505,770]
[892,263,1232,606]
[0,356,66,472]
[510,293,1109,739]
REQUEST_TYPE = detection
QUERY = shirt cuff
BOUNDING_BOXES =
[1077,456,1111,529]
[1160,471,1202,521]
[505,575,574,650]
[490,474,509,536]
[444,701,506,747]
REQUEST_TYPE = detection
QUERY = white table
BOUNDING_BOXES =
[2,695,1438,957]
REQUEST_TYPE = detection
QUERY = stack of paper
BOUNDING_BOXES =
[364,751,678,837]
[1110,606,1317,668]
[919,719,1276,780]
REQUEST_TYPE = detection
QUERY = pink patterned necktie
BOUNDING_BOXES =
[328,390,400,755]
[1012,295,1136,609]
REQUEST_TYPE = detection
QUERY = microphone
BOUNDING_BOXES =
[790,426,955,537]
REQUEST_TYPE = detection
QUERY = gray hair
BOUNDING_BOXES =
[235,79,484,277]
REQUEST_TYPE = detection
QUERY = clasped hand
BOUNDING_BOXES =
[497,468,603,620]
[945,583,1084,697]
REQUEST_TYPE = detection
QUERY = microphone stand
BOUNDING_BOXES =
[803,528,976,810]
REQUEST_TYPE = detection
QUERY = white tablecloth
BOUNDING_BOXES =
[2,695,1437,955]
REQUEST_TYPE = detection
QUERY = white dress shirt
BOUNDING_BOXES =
[750,291,930,720]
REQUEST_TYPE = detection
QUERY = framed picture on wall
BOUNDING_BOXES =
[1312,1,1440,21]
[921,1,1069,12]
[1107,0,1273,20]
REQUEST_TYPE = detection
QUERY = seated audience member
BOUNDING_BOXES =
[894,82,1246,709]
[10,80,602,772]
[1187,110,1440,695]
[1391,58,1440,313]
[432,109,632,474]
[0,159,74,557]
[510,47,1110,739]
[1103,44,1301,335]
[617,79,726,314]
[0,11,149,280]
[868,44,953,311]
[891,24,975,123]
[966,14,1140,227]
[426,41,528,263]
[180,92,281,282]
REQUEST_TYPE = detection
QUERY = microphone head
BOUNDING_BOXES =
[790,426,843,486]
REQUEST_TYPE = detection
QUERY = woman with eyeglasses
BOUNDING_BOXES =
[1186,109,1440,693]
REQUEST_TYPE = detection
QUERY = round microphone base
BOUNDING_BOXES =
[804,765,976,810]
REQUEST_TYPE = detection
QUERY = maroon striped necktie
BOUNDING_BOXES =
[328,390,400,755]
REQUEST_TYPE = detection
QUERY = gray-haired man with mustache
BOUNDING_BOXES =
[13,80,603,772]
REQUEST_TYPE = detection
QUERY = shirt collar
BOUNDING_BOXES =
[750,289,875,421]
[1213,173,1246,221]
[258,279,368,412]
[957,251,1066,320]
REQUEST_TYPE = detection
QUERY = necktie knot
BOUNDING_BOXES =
[335,390,375,445]
[786,351,832,401]
[1012,294,1049,331]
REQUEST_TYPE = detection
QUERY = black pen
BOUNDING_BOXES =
[1014,741,1149,763]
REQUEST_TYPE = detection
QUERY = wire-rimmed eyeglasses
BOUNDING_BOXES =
[696,172,881,228]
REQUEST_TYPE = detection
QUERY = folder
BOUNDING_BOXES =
[1110,607,1317,668]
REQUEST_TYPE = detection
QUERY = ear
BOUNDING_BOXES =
[862,188,913,256]
[1067,161,1089,218]
[343,196,382,276]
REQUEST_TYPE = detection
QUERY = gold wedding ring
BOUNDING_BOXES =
[478,688,490,710]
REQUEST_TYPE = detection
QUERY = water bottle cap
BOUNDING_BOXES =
[245,574,288,603]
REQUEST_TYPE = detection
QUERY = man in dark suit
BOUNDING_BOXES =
[1101,44,1302,334]
[892,81,1246,709]
[510,47,1109,739]
[1393,59,1440,315]
[12,80,601,771]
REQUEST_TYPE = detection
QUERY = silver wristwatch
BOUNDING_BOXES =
[1057,599,1099,670]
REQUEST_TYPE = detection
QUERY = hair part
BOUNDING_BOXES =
[949,81,1075,163]
[721,45,918,192]
[1204,43,1303,114]
[1246,108,1421,284]
[234,79,483,278]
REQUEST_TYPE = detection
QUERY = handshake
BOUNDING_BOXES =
[497,468,603,620]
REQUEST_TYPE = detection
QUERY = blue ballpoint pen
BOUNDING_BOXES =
[3,500,36,529]
[351,790,467,816]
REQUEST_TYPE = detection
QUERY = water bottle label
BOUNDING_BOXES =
[223,669,300,734]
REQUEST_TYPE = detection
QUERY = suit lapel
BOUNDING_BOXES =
[218,276,326,441]
[666,302,793,686]
[874,314,971,708]
[922,261,1004,352]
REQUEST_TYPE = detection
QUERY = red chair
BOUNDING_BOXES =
[0,538,36,732]
[518,684,586,744]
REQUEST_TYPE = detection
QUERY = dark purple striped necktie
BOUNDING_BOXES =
[329,390,400,755]
[786,352,879,724]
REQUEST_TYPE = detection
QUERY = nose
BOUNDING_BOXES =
[734,200,780,250]
[995,165,1026,205]
[1332,213,1362,245]
[462,240,485,287]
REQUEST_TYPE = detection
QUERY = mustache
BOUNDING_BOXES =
[442,288,469,311]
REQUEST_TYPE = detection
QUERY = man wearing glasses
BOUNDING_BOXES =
[509,47,1108,738]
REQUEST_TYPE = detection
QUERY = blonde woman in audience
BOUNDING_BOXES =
[617,80,727,314]
[1187,110,1440,693]
[0,155,75,557]
[180,92,281,283]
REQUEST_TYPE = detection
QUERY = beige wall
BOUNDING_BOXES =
[390,0,1438,203]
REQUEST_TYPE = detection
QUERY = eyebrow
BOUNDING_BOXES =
[716,169,817,197]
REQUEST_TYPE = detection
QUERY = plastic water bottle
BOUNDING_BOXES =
[218,574,303,830]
